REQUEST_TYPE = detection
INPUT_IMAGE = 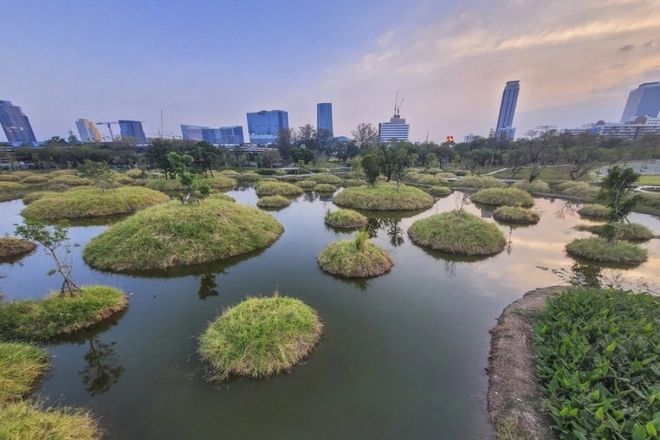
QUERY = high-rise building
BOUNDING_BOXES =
[118,120,147,144]
[495,80,520,140]
[621,82,660,122]
[0,100,37,144]
[201,126,245,145]
[246,110,289,144]
[181,124,209,141]
[379,114,410,142]
[317,103,333,136]
[75,118,103,143]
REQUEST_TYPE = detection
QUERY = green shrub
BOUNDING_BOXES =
[21,187,171,220]
[296,180,317,190]
[471,188,534,207]
[454,175,504,189]
[0,343,49,403]
[50,175,91,186]
[534,288,660,440]
[309,174,342,185]
[565,237,647,264]
[577,204,610,218]
[83,200,284,271]
[0,238,36,259]
[316,233,393,277]
[324,209,368,229]
[199,295,322,380]
[257,195,290,208]
[408,210,506,256]
[0,174,21,182]
[314,184,338,193]
[342,179,367,187]
[255,181,303,197]
[492,206,540,224]
[512,179,550,194]
[428,186,452,197]
[0,286,128,341]
[333,184,434,211]
[575,222,655,241]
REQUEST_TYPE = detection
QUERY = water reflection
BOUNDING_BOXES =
[302,191,319,203]
[417,247,496,277]
[569,262,603,287]
[197,273,219,300]
[79,337,125,396]
[555,200,579,220]
[366,218,405,247]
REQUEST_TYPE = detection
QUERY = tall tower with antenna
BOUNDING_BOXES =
[379,92,410,142]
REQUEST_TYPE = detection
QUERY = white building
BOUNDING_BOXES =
[563,116,660,140]
[379,115,409,142]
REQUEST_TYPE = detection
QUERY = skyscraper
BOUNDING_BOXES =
[379,114,410,142]
[317,103,333,137]
[246,110,289,144]
[118,120,147,144]
[201,126,245,144]
[495,81,520,140]
[621,82,660,122]
[181,124,209,141]
[0,100,37,144]
[75,118,103,142]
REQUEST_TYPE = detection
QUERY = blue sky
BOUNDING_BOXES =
[2,0,659,142]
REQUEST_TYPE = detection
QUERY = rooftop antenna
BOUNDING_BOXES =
[426,131,429,143]
[160,109,163,138]
[393,93,404,117]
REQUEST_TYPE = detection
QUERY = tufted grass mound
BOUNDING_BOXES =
[48,169,75,177]
[255,181,303,197]
[333,184,434,211]
[575,222,655,241]
[492,206,540,224]
[21,186,171,220]
[555,181,599,200]
[205,175,237,189]
[236,171,262,182]
[566,237,648,265]
[0,286,128,341]
[83,200,284,271]
[296,180,317,190]
[407,173,449,186]
[314,184,338,193]
[324,209,368,229]
[199,295,322,380]
[408,210,506,256]
[577,204,610,218]
[0,400,101,440]
[511,179,550,194]
[454,175,504,189]
[342,179,367,188]
[146,178,183,191]
[207,193,235,202]
[257,195,290,208]
[50,175,91,186]
[0,174,21,182]
[429,186,452,197]
[309,174,342,185]
[22,191,61,205]
[20,175,50,185]
[219,170,240,178]
[471,188,534,207]
[317,235,393,278]
[0,238,36,259]
[0,343,49,404]
[0,182,22,192]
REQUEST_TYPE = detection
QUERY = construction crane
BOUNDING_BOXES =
[394,92,404,117]
[96,121,118,141]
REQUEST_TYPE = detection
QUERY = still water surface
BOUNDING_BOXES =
[1,188,659,440]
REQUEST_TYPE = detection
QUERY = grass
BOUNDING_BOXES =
[511,179,551,194]
[204,175,237,189]
[333,184,434,211]
[207,193,235,202]
[21,186,171,220]
[324,209,368,229]
[0,343,49,403]
[575,222,655,241]
[408,210,507,256]
[494,165,593,181]
[199,294,322,380]
[638,192,660,217]
[83,200,284,271]
[0,286,128,341]
[565,237,648,265]
[0,400,101,440]
[21,191,62,205]
[219,170,240,178]
[50,175,91,186]
[314,183,338,193]
[492,206,540,224]
[317,234,393,278]
[20,175,50,185]
[554,181,599,200]
[428,186,452,197]
[471,188,534,207]
[0,238,36,259]
[146,178,184,191]
[296,180,317,190]
[0,182,22,192]
[255,181,303,197]
[638,175,660,185]
[342,179,367,187]
[257,195,290,208]
[454,175,504,189]
[577,204,609,218]
[0,174,22,182]
[235,171,262,182]
[405,173,449,186]
[309,174,341,185]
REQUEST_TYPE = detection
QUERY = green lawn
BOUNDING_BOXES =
[638,175,660,185]
[492,165,593,181]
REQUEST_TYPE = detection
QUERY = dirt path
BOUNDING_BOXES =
[487,286,569,440]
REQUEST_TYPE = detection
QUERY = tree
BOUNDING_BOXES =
[598,166,641,240]
[259,149,282,168]
[291,147,315,164]
[361,154,380,185]
[297,124,317,150]
[14,220,81,297]
[351,123,379,150]
[167,152,210,203]
[316,128,333,154]
[276,129,294,162]
[44,136,68,146]
[390,148,411,188]
[146,139,176,178]
[189,141,218,177]
[566,146,600,181]
[67,133,81,145]
[522,126,558,182]
[77,160,117,190]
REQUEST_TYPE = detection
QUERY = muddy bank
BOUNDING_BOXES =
[487,286,569,440]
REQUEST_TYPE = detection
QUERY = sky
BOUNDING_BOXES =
[1,0,659,143]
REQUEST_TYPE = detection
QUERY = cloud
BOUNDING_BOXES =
[318,0,660,140]
[617,44,635,52]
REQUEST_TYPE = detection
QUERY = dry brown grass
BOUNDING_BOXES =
[0,238,36,259]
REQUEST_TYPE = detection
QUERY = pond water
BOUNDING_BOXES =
[1,188,659,440]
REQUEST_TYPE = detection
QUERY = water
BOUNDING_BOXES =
[1,189,659,440]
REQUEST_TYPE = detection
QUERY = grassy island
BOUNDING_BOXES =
[492,206,540,224]
[324,209,368,229]
[454,175,504,189]
[22,191,61,205]
[577,204,609,218]
[314,183,338,193]
[0,342,49,403]
[20,175,50,185]
[471,188,534,207]
[317,233,393,278]
[0,173,21,182]
[408,210,506,256]
[555,181,599,200]
[428,186,452,197]
[257,195,291,208]
[0,182,22,193]
[235,171,262,182]
[0,286,128,341]
[255,181,303,197]
[566,237,648,264]
[333,184,434,211]
[83,200,284,271]
[199,294,322,380]
[21,186,170,221]
[575,222,655,241]
[208,193,235,202]
[50,175,91,186]
[0,401,101,440]
[0,237,36,259]
[511,179,550,194]
[406,173,449,186]
[309,174,341,185]
[342,179,367,187]
[296,180,317,190]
